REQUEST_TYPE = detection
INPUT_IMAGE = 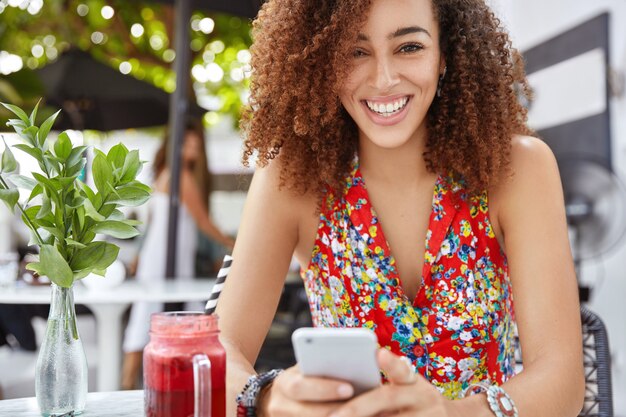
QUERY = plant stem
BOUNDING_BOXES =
[0,174,45,246]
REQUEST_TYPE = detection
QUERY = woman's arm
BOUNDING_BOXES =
[179,169,235,249]
[477,135,585,416]
[214,161,302,417]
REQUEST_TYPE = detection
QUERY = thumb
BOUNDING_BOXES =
[377,349,418,385]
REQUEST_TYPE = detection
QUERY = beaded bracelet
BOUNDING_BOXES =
[463,381,518,417]
[236,369,284,417]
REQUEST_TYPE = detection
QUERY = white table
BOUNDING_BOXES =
[0,390,143,416]
[0,279,215,392]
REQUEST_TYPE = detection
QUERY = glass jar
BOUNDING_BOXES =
[144,312,226,417]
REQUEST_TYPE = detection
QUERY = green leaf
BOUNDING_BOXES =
[13,144,44,163]
[54,131,72,160]
[9,174,37,190]
[1,102,30,124]
[0,188,19,212]
[107,143,129,169]
[70,241,119,272]
[23,205,40,219]
[29,99,41,125]
[120,150,141,183]
[75,206,86,232]
[1,139,18,173]
[106,186,150,207]
[56,175,78,189]
[65,238,86,249]
[36,193,51,219]
[27,184,43,202]
[78,180,96,202]
[22,126,39,146]
[41,225,65,242]
[67,146,88,168]
[73,270,92,281]
[28,244,74,288]
[122,180,152,194]
[32,173,60,206]
[32,216,54,229]
[66,195,85,209]
[107,209,125,221]
[122,218,142,226]
[92,152,114,197]
[37,110,61,147]
[83,198,105,221]
[66,158,87,178]
[99,204,116,219]
[91,220,139,239]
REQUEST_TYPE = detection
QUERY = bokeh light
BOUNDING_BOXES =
[76,4,88,16]
[131,23,145,38]
[101,5,114,20]
[119,61,132,74]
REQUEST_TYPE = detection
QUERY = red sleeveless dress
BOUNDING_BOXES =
[301,159,516,398]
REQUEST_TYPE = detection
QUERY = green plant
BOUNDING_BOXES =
[0,101,151,288]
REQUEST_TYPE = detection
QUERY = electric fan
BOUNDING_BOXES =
[558,156,626,302]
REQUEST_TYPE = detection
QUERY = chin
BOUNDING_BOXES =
[359,126,420,150]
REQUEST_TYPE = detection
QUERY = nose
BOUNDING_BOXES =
[370,55,400,92]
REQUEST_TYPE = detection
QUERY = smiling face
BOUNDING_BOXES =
[339,0,444,151]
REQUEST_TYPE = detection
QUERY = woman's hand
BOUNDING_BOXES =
[260,365,356,417]
[329,350,460,417]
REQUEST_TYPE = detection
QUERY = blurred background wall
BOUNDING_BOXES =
[494,1,626,414]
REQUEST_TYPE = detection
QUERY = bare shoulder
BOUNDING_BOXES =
[492,135,560,196]
[248,158,317,221]
[492,135,565,228]
[509,135,558,174]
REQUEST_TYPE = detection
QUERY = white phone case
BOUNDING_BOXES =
[291,327,381,395]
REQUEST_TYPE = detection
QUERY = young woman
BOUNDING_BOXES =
[121,119,234,389]
[217,0,584,416]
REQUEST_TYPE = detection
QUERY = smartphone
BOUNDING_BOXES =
[291,327,381,396]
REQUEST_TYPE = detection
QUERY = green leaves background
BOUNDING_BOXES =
[0,102,151,288]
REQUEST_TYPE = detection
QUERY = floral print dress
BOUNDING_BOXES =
[301,159,517,399]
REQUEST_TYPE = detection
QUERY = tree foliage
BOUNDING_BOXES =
[0,0,253,127]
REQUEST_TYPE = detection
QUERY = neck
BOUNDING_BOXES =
[358,128,430,186]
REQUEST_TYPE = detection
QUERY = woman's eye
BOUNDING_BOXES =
[353,49,368,58]
[399,43,423,53]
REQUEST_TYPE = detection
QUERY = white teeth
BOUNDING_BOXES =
[365,97,409,117]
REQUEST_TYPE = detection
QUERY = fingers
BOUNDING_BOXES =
[265,366,352,417]
[329,384,418,417]
[276,366,355,402]
[377,349,417,385]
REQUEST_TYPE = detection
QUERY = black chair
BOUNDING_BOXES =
[579,306,614,417]
[515,306,613,417]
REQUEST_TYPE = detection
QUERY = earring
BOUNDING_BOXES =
[436,66,447,97]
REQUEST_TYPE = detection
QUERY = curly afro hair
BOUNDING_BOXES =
[241,0,533,195]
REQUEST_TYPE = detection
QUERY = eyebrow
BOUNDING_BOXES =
[357,26,432,42]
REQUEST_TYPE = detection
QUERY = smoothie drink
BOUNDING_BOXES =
[144,312,226,417]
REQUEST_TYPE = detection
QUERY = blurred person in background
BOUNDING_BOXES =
[121,118,234,390]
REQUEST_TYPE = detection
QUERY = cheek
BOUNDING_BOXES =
[339,75,361,109]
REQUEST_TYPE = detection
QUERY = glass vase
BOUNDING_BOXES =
[36,283,88,416]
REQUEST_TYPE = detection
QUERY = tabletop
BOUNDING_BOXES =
[0,390,144,416]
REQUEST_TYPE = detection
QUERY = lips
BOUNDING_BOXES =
[361,95,412,126]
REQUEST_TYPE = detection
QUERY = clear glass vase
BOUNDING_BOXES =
[36,283,88,416]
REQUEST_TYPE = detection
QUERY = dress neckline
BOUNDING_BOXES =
[344,160,461,306]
